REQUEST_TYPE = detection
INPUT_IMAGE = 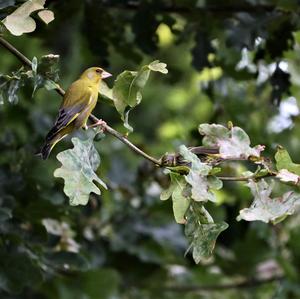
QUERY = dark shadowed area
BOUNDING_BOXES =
[1,0,300,298]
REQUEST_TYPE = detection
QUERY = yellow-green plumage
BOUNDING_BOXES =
[38,67,112,159]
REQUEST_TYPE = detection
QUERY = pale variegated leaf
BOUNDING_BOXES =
[185,203,228,263]
[199,124,264,159]
[2,0,54,36]
[54,138,107,206]
[179,145,222,202]
[237,180,300,224]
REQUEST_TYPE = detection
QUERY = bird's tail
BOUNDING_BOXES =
[37,122,74,160]
[36,130,68,160]
[36,141,55,160]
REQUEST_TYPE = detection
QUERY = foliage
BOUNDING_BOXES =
[54,137,107,206]
[103,60,168,131]
[1,0,300,298]
[237,179,300,223]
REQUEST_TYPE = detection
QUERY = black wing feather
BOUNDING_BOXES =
[45,104,84,141]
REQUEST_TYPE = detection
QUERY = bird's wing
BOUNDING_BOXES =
[46,80,93,141]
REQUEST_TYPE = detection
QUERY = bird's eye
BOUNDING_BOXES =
[96,69,102,74]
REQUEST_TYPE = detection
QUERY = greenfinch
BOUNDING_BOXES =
[38,67,112,159]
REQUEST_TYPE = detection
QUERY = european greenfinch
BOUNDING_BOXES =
[38,67,112,159]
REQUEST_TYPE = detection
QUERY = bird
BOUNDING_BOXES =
[37,67,112,160]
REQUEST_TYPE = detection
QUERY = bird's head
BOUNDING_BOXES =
[81,67,112,84]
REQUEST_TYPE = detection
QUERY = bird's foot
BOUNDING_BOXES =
[88,119,107,131]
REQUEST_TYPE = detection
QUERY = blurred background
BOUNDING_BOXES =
[1,0,300,298]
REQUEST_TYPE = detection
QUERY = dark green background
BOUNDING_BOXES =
[1,0,300,298]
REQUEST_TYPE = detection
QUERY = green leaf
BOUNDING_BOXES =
[276,169,300,184]
[52,269,120,299]
[32,56,38,74]
[2,0,55,36]
[79,269,120,299]
[185,203,228,263]
[37,9,54,24]
[198,124,229,147]
[43,252,90,272]
[0,250,43,294]
[161,172,189,224]
[207,175,223,190]
[111,60,168,131]
[54,137,107,206]
[0,207,12,222]
[160,182,175,201]
[170,173,190,224]
[32,54,60,94]
[0,70,27,104]
[44,79,58,90]
[275,147,300,175]
[237,180,300,224]
[210,167,222,175]
[0,55,59,102]
[199,123,264,159]
[0,1,16,10]
[98,81,114,104]
[180,145,211,175]
[148,60,168,73]
[179,145,222,202]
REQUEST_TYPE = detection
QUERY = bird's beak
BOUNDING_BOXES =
[101,71,112,79]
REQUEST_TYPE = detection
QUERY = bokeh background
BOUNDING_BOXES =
[1,0,300,298]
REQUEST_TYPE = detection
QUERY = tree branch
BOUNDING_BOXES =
[0,36,162,166]
[0,36,277,182]
[89,114,161,165]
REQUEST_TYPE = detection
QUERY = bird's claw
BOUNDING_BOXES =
[88,119,107,131]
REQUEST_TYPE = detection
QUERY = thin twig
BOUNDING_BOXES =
[0,37,32,66]
[217,176,254,181]
[0,36,162,166]
[0,37,65,96]
[89,115,161,165]
[218,173,276,181]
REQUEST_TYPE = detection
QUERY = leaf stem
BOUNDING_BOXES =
[0,36,162,166]
[217,176,254,181]
[217,173,276,181]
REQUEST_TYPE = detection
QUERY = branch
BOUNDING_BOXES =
[162,275,283,293]
[218,175,271,182]
[89,114,161,165]
[0,36,162,166]
[0,36,277,181]
[0,37,65,96]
